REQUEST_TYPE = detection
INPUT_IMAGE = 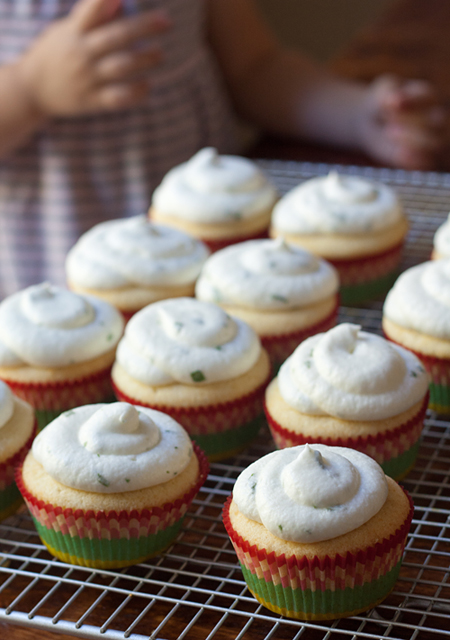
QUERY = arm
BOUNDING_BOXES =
[0,0,170,159]
[208,0,444,169]
[0,63,48,158]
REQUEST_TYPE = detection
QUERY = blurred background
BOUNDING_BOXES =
[255,0,395,61]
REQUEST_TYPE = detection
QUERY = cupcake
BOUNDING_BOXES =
[383,259,450,413]
[149,148,278,252]
[66,216,210,321]
[223,443,413,620]
[270,172,408,304]
[264,323,429,480]
[17,402,209,568]
[0,380,36,521]
[0,283,124,429]
[111,297,271,461]
[431,213,450,259]
[195,238,339,371]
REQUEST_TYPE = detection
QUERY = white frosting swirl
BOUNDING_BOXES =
[152,148,278,223]
[384,260,450,339]
[0,283,124,367]
[66,216,210,289]
[116,297,260,385]
[272,172,402,235]
[195,238,339,309]
[278,323,428,420]
[0,381,14,431]
[233,444,388,543]
[32,402,193,492]
[433,214,450,258]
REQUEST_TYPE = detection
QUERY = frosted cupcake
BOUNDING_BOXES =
[223,444,413,620]
[112,297,271,461]
[66,216,210,321]
[195,238,339,370]
[265,324,429,479]
[383,259,450,413]
[17,402,209,568]
[149,148,278,252]
[0,283,124,429]
[432,214,450,259]
[270,172,408,304]
[0,380,35,521]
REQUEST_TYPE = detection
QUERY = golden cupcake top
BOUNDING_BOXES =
[384,259,450,339]
[0,283,124,368]
[195,238,338,310]
[233,444,388,543]
[66,216,210,290]
[115,297,261,386]
[277,323,429,420]
[151,147,278,224]
[272,171,403,236]
[31,402,193,493]
[0,379,34,463]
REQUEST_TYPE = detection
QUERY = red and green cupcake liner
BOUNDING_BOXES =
[113,371,271,462]
[261,299,339,373]
[4,366,115,430]
[16,443,209,569]
[0,421,37,521]
[264,392,428,481]
[331,242,403,305]
[223,493,413,621]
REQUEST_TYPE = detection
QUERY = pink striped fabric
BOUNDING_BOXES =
[0,0,237,298]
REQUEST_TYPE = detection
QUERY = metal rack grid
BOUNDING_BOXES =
[2,161,450,640]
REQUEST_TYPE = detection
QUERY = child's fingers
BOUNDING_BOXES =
[94,47,163,83]
[91,79,151,111]
[72,0,122,32]
[375,75,444,121]
[86,10,171,59]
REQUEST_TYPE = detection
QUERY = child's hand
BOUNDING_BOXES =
[16,0,170,117]
[358,75,446,170]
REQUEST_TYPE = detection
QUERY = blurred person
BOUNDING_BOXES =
[0,0,444,297]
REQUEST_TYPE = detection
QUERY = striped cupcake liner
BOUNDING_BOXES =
[265,392,428,481]
[261,299,339,373]
[223,493,413,621]
[331,242,403,304]
[3,367,115,429]
[113,371,271,462]
[16,443,209,569]
[0,421,37,521]
[384,338,450,414]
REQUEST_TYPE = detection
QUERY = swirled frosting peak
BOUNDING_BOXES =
[384,260,450,339]
[433,214,450,258]
[196,238,338,309]
[233,444,388,543]
[272,171,402,235]
[0,283,124,368]
[278,323,428,420]
[66,216,210,289]
[0,380,14,431]
[32,403,193,492]
[116,297,260,385]
[151,148,278,223]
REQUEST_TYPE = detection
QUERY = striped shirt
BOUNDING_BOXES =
[0,0,237,298]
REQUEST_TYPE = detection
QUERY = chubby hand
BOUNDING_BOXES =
[16,0,170,117]
[359,75,446,171]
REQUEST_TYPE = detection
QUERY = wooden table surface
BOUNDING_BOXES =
[3,1,450,638]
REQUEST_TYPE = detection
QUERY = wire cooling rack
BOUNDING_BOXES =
[2,161,450,640]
